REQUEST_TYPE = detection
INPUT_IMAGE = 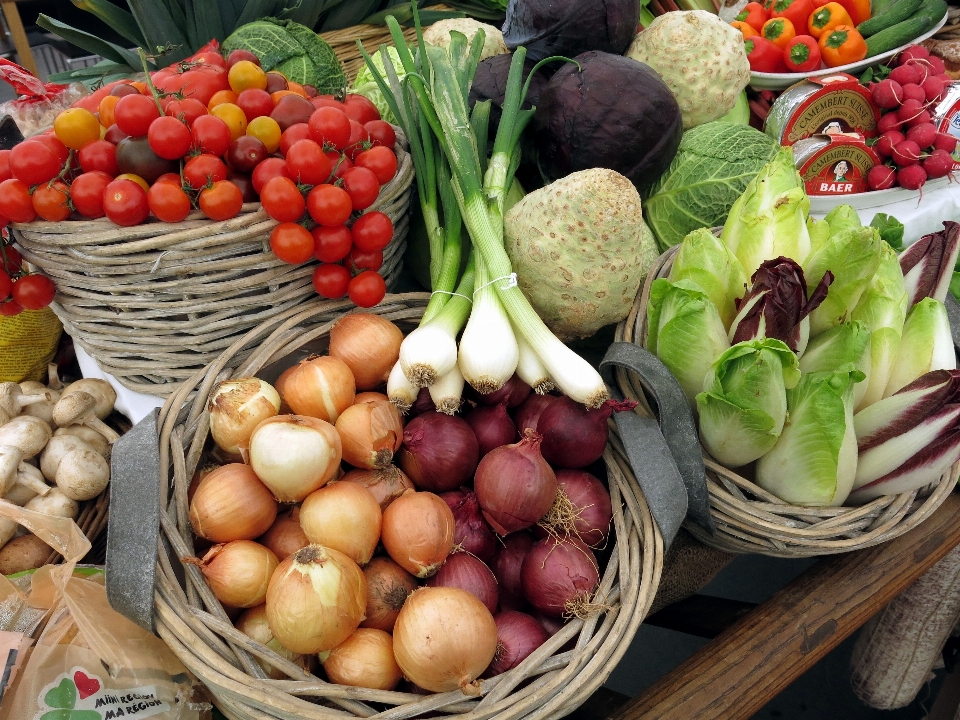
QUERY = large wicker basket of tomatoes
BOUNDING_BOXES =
[6,47,414,396]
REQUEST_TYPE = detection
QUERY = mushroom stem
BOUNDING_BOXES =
[85,417,120,444]
[52,392,120,444]
[16,463,50,497]
[0,382,51,416]
[47,364,62,391]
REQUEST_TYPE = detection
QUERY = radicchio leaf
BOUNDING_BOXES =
[900,221,960,308]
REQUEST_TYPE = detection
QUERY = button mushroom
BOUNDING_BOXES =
[53,425,110,457]
[52,392,119,444]
[41,435,94,481]
[0,416,53,458]
[60,379,116,420]
[0,488,79,550]
[0,381,52,418]
[18,383,59,428]
[55,448,109,501]
[0,446,51,497]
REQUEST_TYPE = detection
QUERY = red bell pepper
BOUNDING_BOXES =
[784,35,822,72]
[769,0,816,35]
[736,2,770,33]
[745,36,789,73]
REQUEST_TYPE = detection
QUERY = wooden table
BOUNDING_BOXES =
[0,0,38,77]
[582,492,960,720]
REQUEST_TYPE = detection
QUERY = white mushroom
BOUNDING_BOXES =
[0,416,53,458]
[47,364,62,391]
[4,484,37,506]
[52,392,119,443]
[0,407,9,427]
[60,379,116,420]
[0,381,51,418]
[54,425,110,457]
[41,435,94,481]
[55,448,109,501]
[19,384,59,428]
[0,446,51,497]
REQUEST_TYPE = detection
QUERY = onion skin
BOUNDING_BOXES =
[361,556,418,632]
[440,488,497,563]
[536,470,613,548]
[471,374,532,408]
[189,463,277,543]
[266,544,367,654]
[355,392,390,404]
[484,611,549,677]
[393,586,498,694]
[322,628,403,690]
[520,536,599,618]
[235,604,309,679]
[340,466,414,510]
[474,430,557,535]
[280,356,356,423]
[426,551,499,614]
[491,531,534,611]
[259,507,309,560]
[300,481,382,565]
[513,394,557,435]
[398,412,479,493]
[208,378,281,454]
[336,400,404,469]
[247,415,342,502]
[381,490,455,578]
[465,402,518,458]
[194,540,279,608]
[538,397,634,469]
[329,314,404,391]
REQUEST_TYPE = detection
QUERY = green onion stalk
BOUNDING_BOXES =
[366,8,610,410]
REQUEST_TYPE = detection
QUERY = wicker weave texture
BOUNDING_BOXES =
[613,245,956,558]
[12,137,414,398]
[153,293,663,720]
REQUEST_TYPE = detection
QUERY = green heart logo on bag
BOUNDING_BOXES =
[38,677,100,720]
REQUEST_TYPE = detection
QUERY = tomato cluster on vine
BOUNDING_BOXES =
[0,240,55,316]
[0,43,401,309]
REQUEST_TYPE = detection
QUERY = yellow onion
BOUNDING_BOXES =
[355,391,390,404]
[361,556,418,632]
[259,507,309,560]
[381,490,455,578]
[279,356,355,423]
[208,378,281,454]
[266,544,367,654]
[300,481,382,565]
[321,628,402,690]
[335,400,403,469]
[393,587,498,694]
[190,540,279,608]
[247,415,342,502]
[189,464,278,542]
[329,314,404,391]
[235,604,310,679]
[340,466,413,510]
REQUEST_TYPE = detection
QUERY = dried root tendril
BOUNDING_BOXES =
[563,593,613,620]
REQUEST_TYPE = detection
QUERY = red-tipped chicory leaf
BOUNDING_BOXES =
[900,221,960,308]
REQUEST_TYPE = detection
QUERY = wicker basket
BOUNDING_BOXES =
[152,293,663,720]
[612,244,957,558]
[11,135,414,398]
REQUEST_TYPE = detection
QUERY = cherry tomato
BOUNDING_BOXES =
[284,139,332,186]
[341,166,380,211]
[237,88,274,121]
[0,150,12,183]
[33,134,70,166]
[70,171,112,219]
[227,170,257,203]
[98,95,120,128]
[192,51,226,68]
[309,107,352,151]
[199,180,243,221]
[110,83,139,98]
[226,49,260,69]
[114,94,160,137]
[148,182,192,222]
[210,102,247,140]
[228,61,268,94]
[246,116,281,153]
[12,274,56,310]
[154,65,230,107]
[312,224,353,263]
[251,157,290,195]
[207,89,239,109]
[0,179,36,223]
[312,263,351,299]
[364,120,396,150]
[344,120,371,161]
[0,270,10,301]
[307,184,352,227]
[183,154,228,190]
[0,298,21,316]
[77,139,119,175]
[115,173,150,192]
[103,178,149,226]
[1,245,22,273]
[270,222,315,264]
[54,107,101,150]
[343,94,381,124]
[104,124,128,145]
[355,146,398,185]
[325,151,352,180]
[147,116,192,160]
[226,136,267,173]
[191,114,232,156]
[9,141,61,186]
[32,181,71,221]
[347,246,384,273]
[348,270,386,308]
[351,211,393,252]
[154,173,182,187]
[166,98,207,126]
[280,123,311,156]
[266,72,289,94]
[260,176,305,223]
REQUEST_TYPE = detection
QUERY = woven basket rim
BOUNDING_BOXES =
[614,244,956,558]
[153,293,664,720]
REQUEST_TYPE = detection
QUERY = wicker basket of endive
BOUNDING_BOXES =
[616,148,959,558]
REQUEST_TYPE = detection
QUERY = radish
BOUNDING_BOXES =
[898,45,930,63]
[897,164,927,190]
[871,79,903,109]
[921,77,946,103]
[905,60,930,84]
[929,56,946,75]
[933,133,958,154]
[898,99,925,124]
[906,123,937,150]
[878,112,903,133]
[892,140,922,166]
[867,165,896,191]
[901,83,926,104]
[906,110,933,129]
[876,130,905,157]
[923,149,955,179]
[890,64,920,86]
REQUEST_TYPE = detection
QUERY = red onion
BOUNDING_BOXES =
[425,551,499,614]
[440,488,497,562]
[491,531,534,611]
[474,430,557,535]
[410,387,435,416]
[469,374,532,408]
[513,394,557,435]
[520,536,599,618]
[532,610,565,638]
[484,611,549,677]
[538,470,613,548]
[538,397,636,469]
[465,402,518,458]
[398,412,479,493]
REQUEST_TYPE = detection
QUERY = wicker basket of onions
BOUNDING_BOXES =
[153,293,662,720]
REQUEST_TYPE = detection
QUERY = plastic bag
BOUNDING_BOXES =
[0,306,62,383]
[0,503,205,720]
[0,58,88,137]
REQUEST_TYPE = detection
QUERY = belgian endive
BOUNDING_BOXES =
[798,320,872,410]
[883,298,956,398]
[696,339,800,468]
[667,228,749,330]
[899,221,960,309]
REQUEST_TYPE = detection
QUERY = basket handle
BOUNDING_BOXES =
[600,343,714,547]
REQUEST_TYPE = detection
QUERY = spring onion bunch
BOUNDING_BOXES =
[362,8,609,412]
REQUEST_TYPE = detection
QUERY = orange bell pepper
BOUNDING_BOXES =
[819,24,867,66]
[732,20,759,38]
[762,17,797,49]
[808,2,854,39]
[834,0,870,25]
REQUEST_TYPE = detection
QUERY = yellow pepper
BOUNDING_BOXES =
[807,2,853,39]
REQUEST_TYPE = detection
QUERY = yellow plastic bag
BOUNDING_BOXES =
[0,308,62,383]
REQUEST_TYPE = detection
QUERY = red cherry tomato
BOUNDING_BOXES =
[311,224,353,263]
[191,114,232,156]
[148,181,192,222]
[226,49,260,69]
[103,178,149,226]
[236,88,274,121]
[12,274,56,310]
[312,263,351,298]
[343,94,381,124]
[260,176,305,223]
[0,245,22,273]
[344,120,371,161]
[154,65,229,107]
[9,141,61,186]
[0,298,21,316]
[31,181,71,222]
[307,184,352,227]
[0,149,12,183]
[71,171,112,219]
[166,98,207,126]
[325,151,352,180]
[77,139,120,175]
[364,120,396,150]
[351,211,394,252]
[252,157,290,195]
[341,166,380,211]
[183,154,228,189]
[0,179,37,223]
[199,180,243,221]
[347,246,384,273]
[0,270,10,301]
[270,222,315,264]
[285,139,332,185]
[280,123,311,156]
[33,135,69,165]
[104,124,128,145]
[114,94,160,137]
[309,107,351,151]
[147,115,192,160]
[355,145,398,185]
[192,51,226,68]
[347,270,386,308]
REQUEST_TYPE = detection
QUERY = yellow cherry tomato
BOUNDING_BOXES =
[210,102,248,140]
[208,89,238,110]
[286,81,308,97]
[98,94,120,128]
[53,107,101,150]
[115,173,150,192]
[228,60,268,93]
[247,115,282,153]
